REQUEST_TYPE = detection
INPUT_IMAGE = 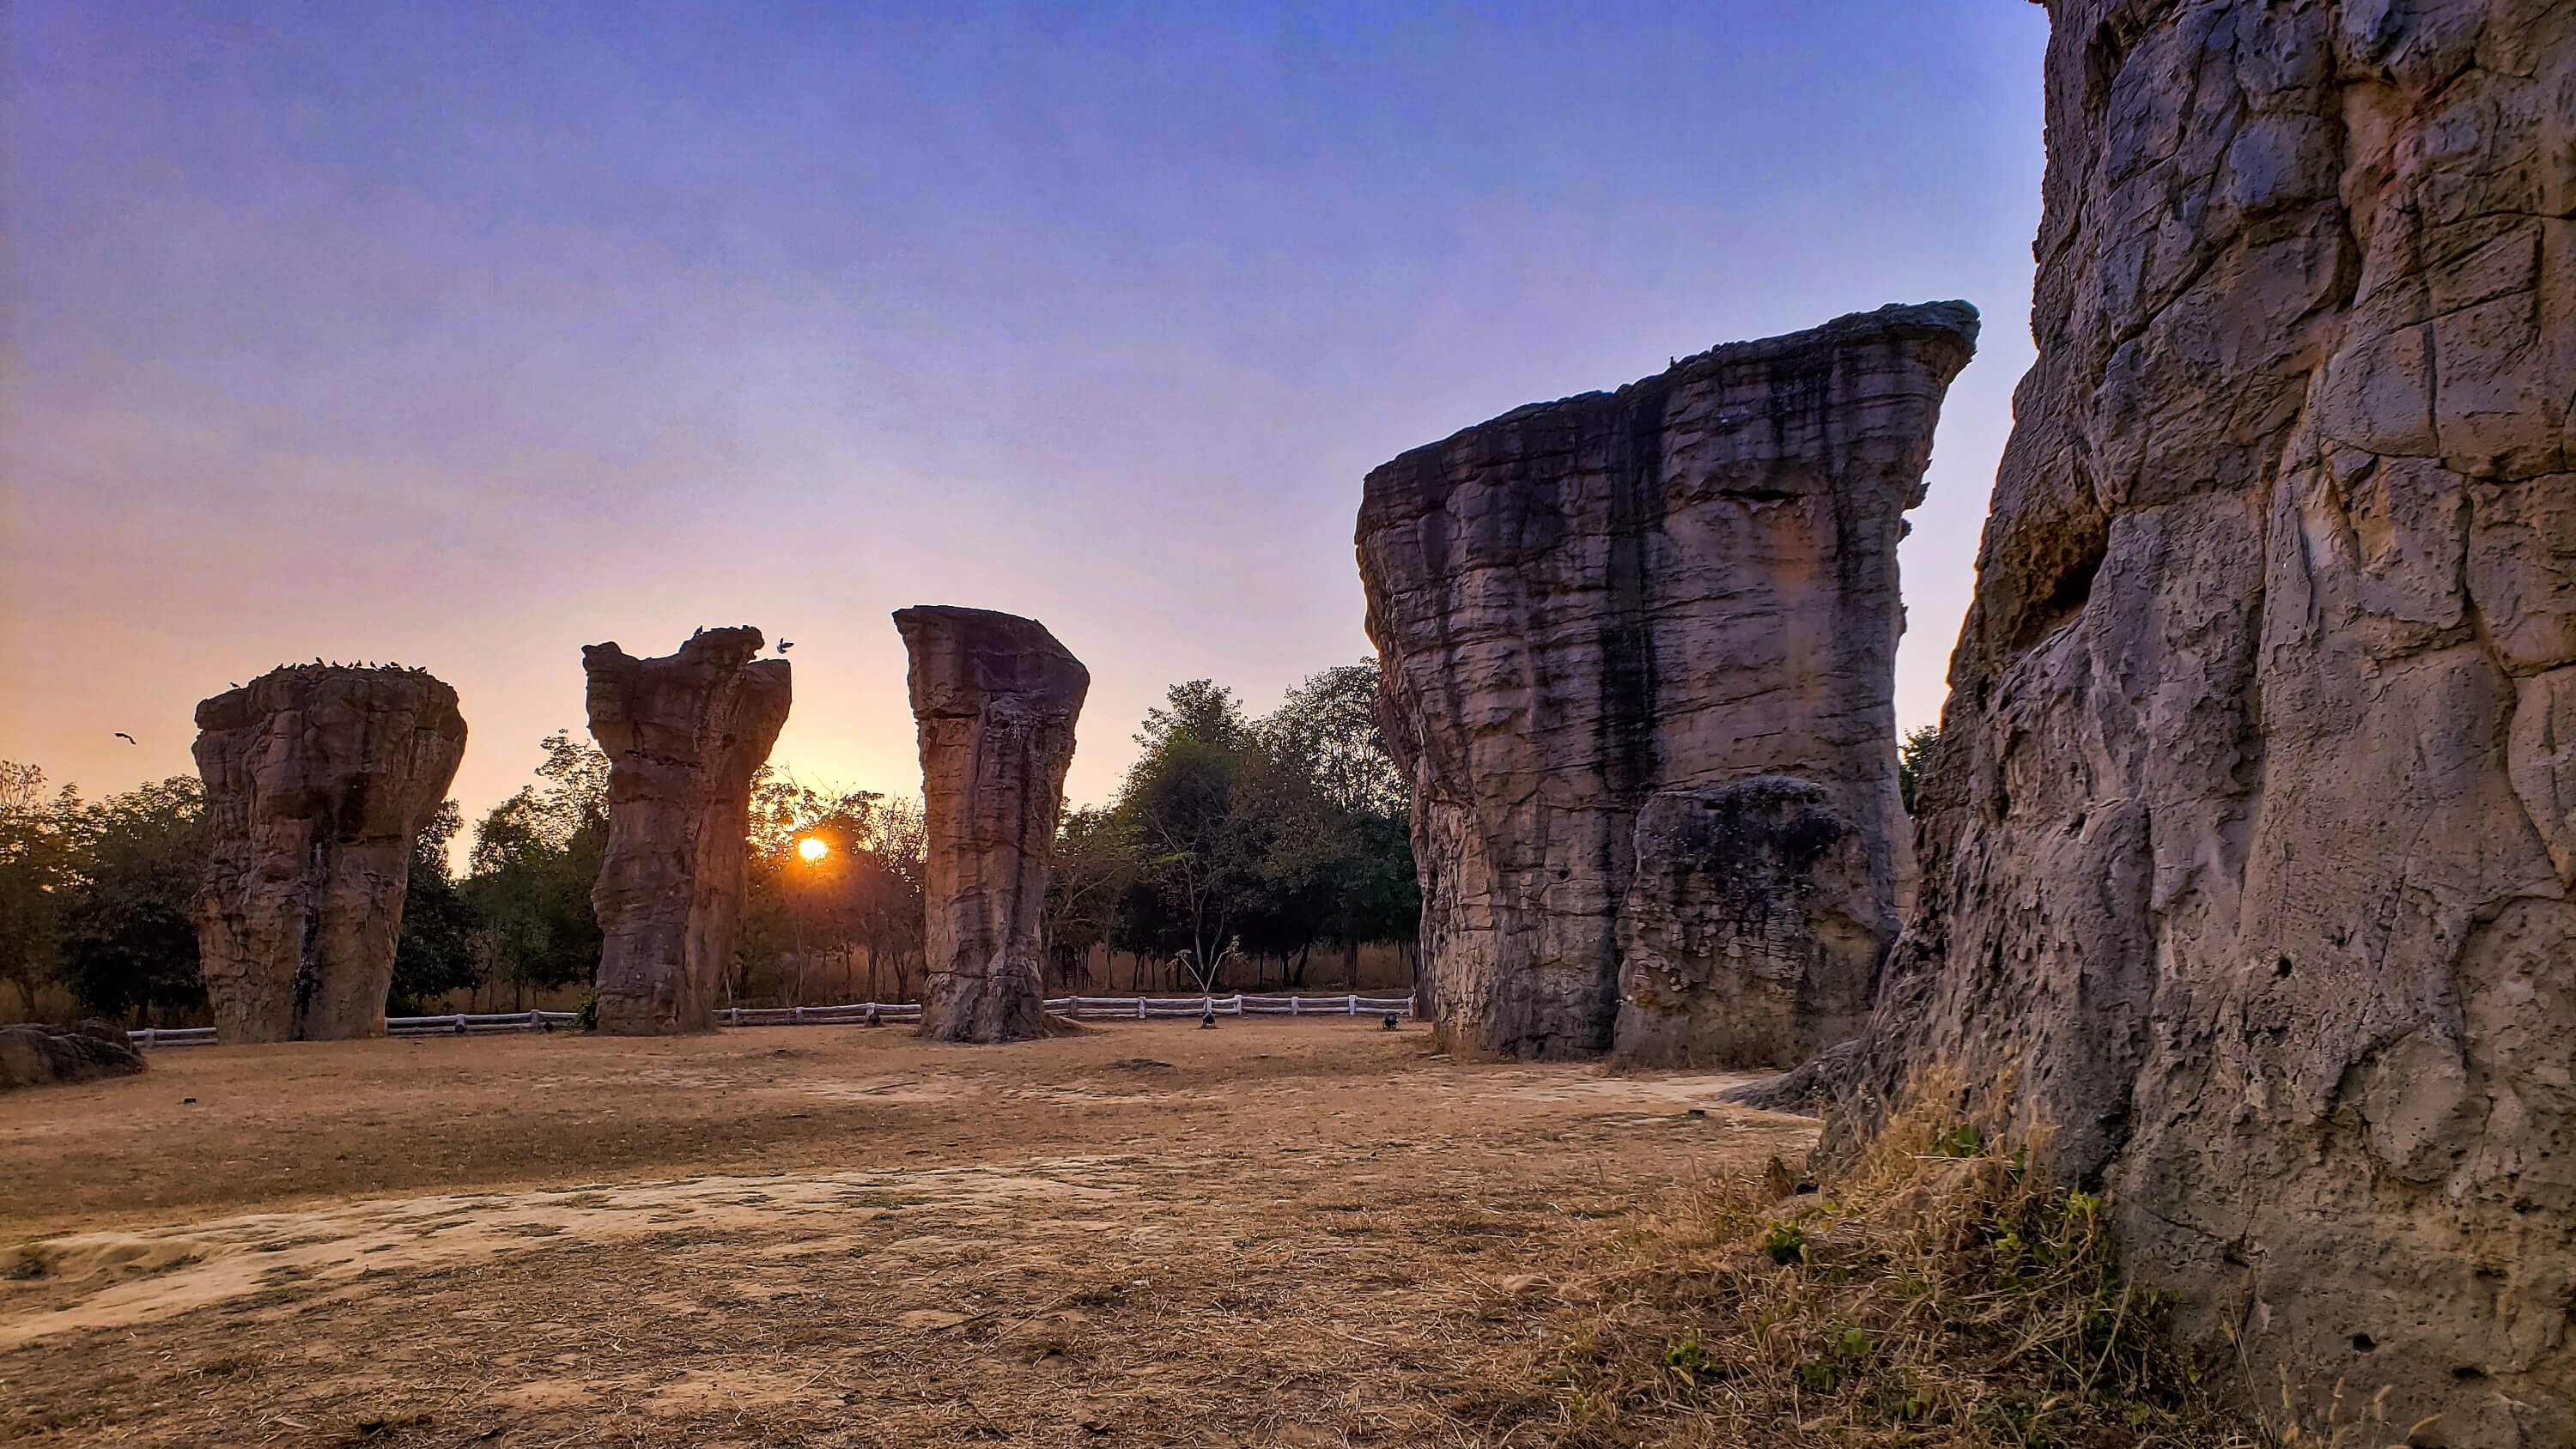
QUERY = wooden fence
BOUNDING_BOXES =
[128,993,1416,1047]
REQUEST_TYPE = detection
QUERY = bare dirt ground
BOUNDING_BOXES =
[0,1020,1814,1447]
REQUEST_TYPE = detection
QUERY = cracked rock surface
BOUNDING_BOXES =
[1359,302,1976,1064]
[193,664,467,1042]
[585,628,790,1035]
[895,606,1088,1045]
[1775,3,2575,1440]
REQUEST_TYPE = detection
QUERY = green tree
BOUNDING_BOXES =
[737,773,927,1004]
[1090,665,1418,992]
[54,776,208,1022]
[1042,805,1130,990]
[460,731,609,1004]
[1899,724,1941,815]
[389,801,478,1014]
[1110,680,1261,989]
[1243,661,1418,985]
[0,763,72,1016]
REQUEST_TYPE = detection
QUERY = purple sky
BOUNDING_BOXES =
[3,2,2048,823]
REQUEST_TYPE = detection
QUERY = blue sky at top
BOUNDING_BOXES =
[3,0,2050,817]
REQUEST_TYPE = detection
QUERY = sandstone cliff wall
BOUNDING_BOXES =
[193,664,467,1042]
[896,606,1087,1045]
[586,628,790,1035]
[1791,4,2574,1440]
[1358,303,1976,1063]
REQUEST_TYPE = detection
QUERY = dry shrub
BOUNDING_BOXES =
[1502,1070,2262,1448]
[2236,1350,2439,1449]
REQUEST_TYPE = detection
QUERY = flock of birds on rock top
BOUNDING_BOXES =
[112,637,801,749]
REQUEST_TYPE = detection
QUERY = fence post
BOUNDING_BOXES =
[1138,997,1147,1019]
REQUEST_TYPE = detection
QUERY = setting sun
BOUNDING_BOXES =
[795,836,829,863]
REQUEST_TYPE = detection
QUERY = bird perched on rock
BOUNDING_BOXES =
[113,732,137,744]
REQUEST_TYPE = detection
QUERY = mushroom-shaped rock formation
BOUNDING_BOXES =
[584,627,791,1035]
[1358,301,1977,1064]
[1735,3,2576,1440]
[193,664,468,1041]
[895,606,1088,1044]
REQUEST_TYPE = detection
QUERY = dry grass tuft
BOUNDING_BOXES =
[1474,1070,2263,1448]
[2237,1348,2439,1449]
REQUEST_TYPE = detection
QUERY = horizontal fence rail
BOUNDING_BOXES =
[387,1009,583,1037]
[126,1026,219,1049]
[1052,993,1416,1021]
[131,994,1416,1046]
[723,1003,922,1027]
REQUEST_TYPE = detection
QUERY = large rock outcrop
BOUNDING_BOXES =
[895,606,1088,1044]
[0,1022,147,1090]
[585,628,791,1035]
[1765,4,2574,1440]
[1358,303,1977,1064]
[194,664,467,1042]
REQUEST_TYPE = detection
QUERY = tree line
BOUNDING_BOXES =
[0,660,1419,1023]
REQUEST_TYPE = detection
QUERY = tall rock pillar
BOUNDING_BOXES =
[193,664,468,1042]
[1358,302,1976,1064]
[1759,4,2576,1440]
[895,606,1088,1045]
[585,627,791,1035]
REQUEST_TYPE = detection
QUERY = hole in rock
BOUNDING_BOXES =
[2351,1334,2376,1352]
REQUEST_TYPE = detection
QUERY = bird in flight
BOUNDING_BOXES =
[778,640,795,653]
[113,732,137,744]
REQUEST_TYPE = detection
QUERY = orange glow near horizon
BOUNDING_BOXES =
[796,835,830,863]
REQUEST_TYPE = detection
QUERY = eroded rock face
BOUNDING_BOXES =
[193,665,467,1042]
[1782,4,2575,1440]
[1614,778,1882,1069]
[0,1022,147,1090]
[585,628,790,1035]
[895,606,1087,1044]
[1359,303,1977,1063]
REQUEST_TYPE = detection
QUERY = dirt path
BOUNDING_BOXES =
[0,1020,1814,1446]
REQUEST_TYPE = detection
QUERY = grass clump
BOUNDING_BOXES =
[1518,1073,2257,1448]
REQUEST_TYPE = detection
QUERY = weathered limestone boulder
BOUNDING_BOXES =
[1614,778,1883,1069]
[1747,3,2575,1440]
[585,628,790,1035]
[193,664,467,1042]
[895,606,1087,1044]
[1358,302,1977,1063]
[0,1022,146,1090]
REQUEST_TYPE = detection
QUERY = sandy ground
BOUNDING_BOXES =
[0,1019,1815,1447]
